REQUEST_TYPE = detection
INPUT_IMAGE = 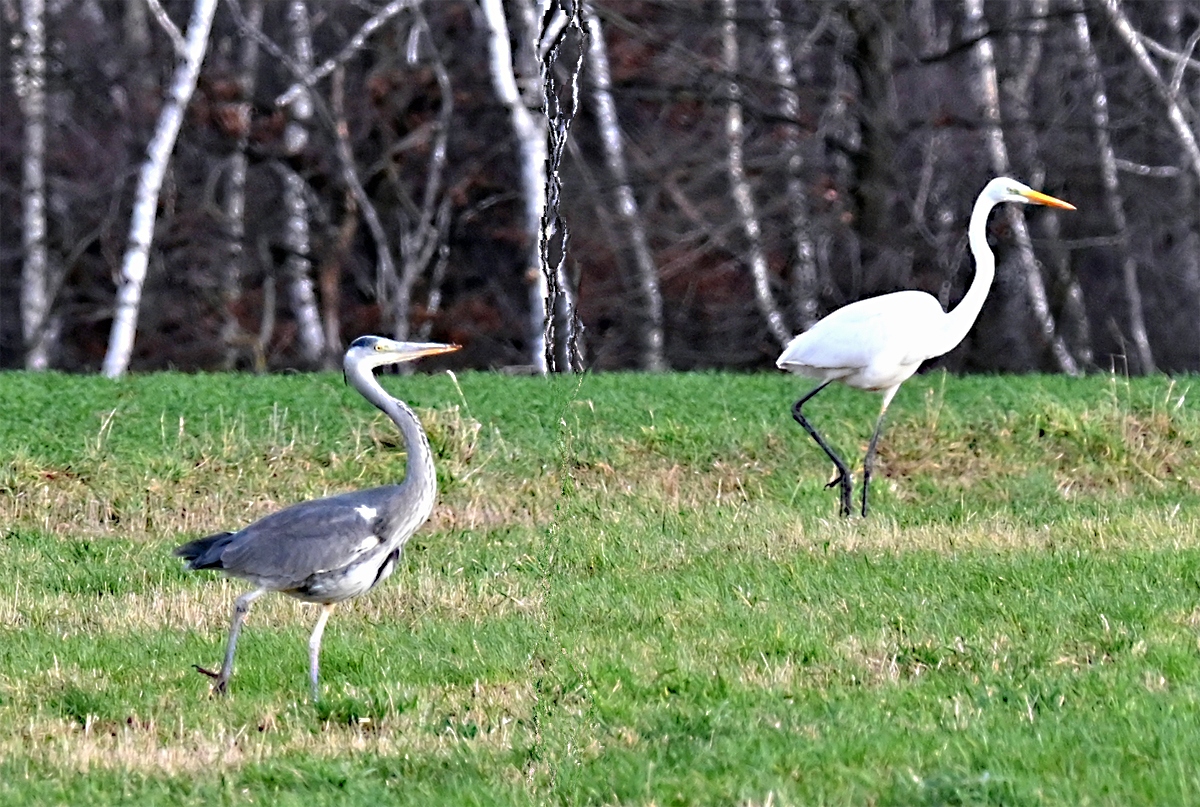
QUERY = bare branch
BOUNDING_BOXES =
[276,0,418,106]
[143,0,186,58]
[1115,158,1182,178]
[1137,30,1200,77]
[1168,24,1200,100]
[1100,0,1200,184]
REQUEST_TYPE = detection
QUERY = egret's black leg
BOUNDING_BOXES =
[861,407,889,517]
[792,382,853,517]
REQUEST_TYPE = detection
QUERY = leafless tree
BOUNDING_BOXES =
[583,3,664,370]
[721,0,790,348]
[1164,0,1200,359]
[102,0,219,378]
[15,0,53,368]
[278,0,327,368]
[1001,0,1093,369]
[764,0,823,332]
[391,14,454,345]
[219,0,264,369]
[1070,0,1152,372]
[482,0,549,373]
[1099,0,1200,185]
[964,0,1078,375]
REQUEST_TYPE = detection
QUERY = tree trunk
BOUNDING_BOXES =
[963,0,1079,375]
[764,0,820,332]
[17,0,53,369]
[1165,0,1200,365]
[102,0,218,378]
[845,1,900,250]
[219,0,263,369]
[721,0,790,348]
[583,4,665,370]
[1004,0,1094,370]
[280,0,327,368]
[481,0,549,373]
[1070,0,1152,373]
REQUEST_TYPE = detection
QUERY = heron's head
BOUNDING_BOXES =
[983,177,1075,210]
[344,336,460,377]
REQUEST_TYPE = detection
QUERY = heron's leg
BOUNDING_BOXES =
[861,387,899,518]
[792,381,853,517]
[197,587,266,695]
[308,603,336,702]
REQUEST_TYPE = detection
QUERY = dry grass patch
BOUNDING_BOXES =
[883,381,1200,499]
[5,678,535,777]
[759,508,1200,555]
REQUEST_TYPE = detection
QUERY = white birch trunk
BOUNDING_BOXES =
[281,0,327,367]
[481,0,549,373]
[964,0,1078,375]
[102,0,218,377]
[763,0,819,331]
[722,0,790,347]
[1070,0,1153,372]
[583,4,665,371]
[17,0,52,369]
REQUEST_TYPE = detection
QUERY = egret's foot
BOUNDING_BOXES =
[825,471,854,517]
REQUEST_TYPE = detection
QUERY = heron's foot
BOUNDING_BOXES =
[193,664,230,695]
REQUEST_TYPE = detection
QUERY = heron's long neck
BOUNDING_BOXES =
[936,193,1000,356]
[352,369,437,524]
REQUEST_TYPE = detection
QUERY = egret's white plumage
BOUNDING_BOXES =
[778,177,1075,516]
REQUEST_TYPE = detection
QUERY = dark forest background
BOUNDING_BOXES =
[2,0,1199,375]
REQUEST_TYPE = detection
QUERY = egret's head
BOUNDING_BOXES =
[983,177,1075,210]
[344,335,460,376]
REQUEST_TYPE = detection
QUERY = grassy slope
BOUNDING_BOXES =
[1,369,1199,805]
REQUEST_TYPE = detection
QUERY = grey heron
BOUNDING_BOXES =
[777,177,1075,517]
[175,336,460,699]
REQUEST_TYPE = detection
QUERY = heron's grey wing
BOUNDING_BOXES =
[214,487,401,588]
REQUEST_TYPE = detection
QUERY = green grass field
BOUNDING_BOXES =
[2,368,1199,805]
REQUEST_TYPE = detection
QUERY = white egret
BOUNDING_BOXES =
[777,177,1075,517]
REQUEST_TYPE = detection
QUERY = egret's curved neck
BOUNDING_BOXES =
[936,192,1001,356]
[347,364,437,519]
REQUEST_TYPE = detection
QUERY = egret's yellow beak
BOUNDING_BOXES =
[1020,189,1076,210]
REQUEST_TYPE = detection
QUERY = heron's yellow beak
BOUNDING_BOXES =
[392,342,461,361]
[1020,189,1075,210]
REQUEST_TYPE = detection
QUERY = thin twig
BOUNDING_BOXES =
[276,0,418,106]
[143,0,186,58]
